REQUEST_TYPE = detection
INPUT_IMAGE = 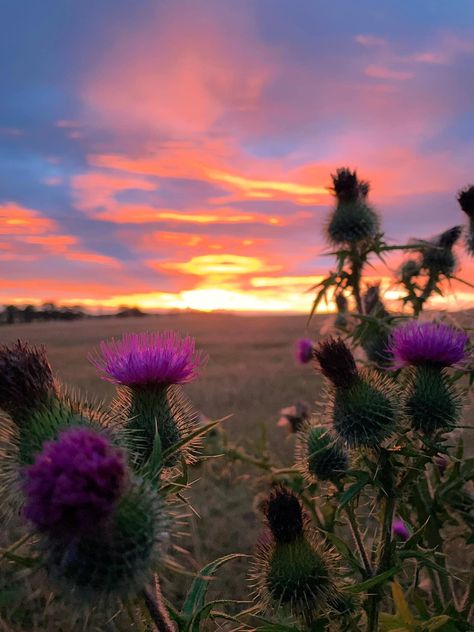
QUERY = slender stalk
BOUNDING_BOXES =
[143,576,175,632]
[345,504,372,577]
[349,245,364,314]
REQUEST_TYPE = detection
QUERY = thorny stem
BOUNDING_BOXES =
[366,451,396,632]
[349,244,364,314]
[345,504,372,577]
[143,576,175,632]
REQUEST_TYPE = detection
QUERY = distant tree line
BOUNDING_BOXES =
[1,304,147,325]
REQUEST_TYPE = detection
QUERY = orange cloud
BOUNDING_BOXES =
[157,254,280,276]
[0,203,57,235]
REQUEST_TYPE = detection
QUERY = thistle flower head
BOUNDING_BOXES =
[90,331,207,387]
[389,321,469,369]
[314,337,358,388]
[392,519,410,540]
[363,284,389,318]
[0,340,57,421]
[295,338,314,364]
[263,485,304,544]
[457,185,474,218]
[298,425,348,482]
[437,225,463,249]
[24,427,127,538]
[419,227,461,276]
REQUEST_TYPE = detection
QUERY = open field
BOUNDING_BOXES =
[0,313,328,613]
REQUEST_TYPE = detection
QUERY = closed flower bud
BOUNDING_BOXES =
[327,169,379,245]
[419,226,462,276]
[403,365,461,434]
[251,486,336,624]
[297,425,348,482]
[400,259,421,283]
[314,338,358,389]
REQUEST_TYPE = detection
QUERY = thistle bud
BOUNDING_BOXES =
[457,185,474,219]
[90,332,206,467]
[298,425,348,482]
[277,400,311,434]
[403,365,461,434]
[420,226,462,276]
[327,168,379,245]
[315,339,399,447]
[251,486,336,624]
[314,338,358,389]
[0,341,57,423]
[401,259,421,283]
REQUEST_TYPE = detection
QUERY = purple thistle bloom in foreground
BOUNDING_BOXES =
[24,428,127,538]
[388,321,469,369]
[90,331,207,387]
[295,338,314,364]
[392,519,410,541]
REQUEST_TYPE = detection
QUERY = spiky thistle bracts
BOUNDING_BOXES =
[90,331,207,387]
[402,365,462,434]
[250,486,337,624]
[297,424,348,482]
[457,185,474,219]
[0,341,58,423]
[419,226,462,276]
[112,383,201,468]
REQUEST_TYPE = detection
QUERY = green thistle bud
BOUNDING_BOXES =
[297,424,348,482]
[420,226,462,276]
[401,259,421,283]
[327,201,380,245]
[251,486,336,624]
[403,366,462,434]
[114,384,200,468]
[315,338,400,447]
[40,480,166,607]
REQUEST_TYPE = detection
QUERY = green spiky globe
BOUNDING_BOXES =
[255,534,335,623]
[330,370,399,447]
[327,202,380,245]
[300,425,348,481]
[41,481,165,605]
[403,366,461,434]
[114,383,200,468]
[18,400,101,466]
[421,246,456,276]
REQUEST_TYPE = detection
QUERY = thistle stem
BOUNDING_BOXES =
[366,450,396,632]
[143,576,175,632]
[345,504,372,577]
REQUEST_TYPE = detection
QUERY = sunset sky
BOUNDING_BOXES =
[2,0,474,313]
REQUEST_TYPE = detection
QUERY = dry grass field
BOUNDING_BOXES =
[0,313,328,613]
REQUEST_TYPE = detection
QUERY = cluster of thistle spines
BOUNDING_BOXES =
[0,333,204,609]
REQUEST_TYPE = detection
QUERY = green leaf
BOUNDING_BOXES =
[188,599,250,632]
[181,553,247,618]
[391,582,414,629]
[337,471,371,511]
[161,417,230,464]
[343,566,401,594]
[379,613,409,632]
[420,615,452,631]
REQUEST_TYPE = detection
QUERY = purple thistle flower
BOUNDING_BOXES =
[295,338,314,364]
[23,428,127,538]
[392,519,410,541]
[90,331,207,387]
[388,321,469,369]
